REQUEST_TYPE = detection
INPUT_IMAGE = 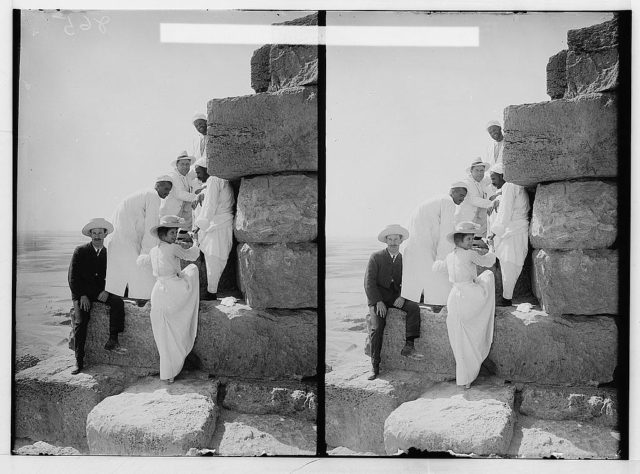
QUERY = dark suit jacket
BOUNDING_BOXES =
[68,242,107,301]
[364,248,403,306]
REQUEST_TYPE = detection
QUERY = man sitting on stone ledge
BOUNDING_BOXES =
[365,224,424,381]
[68,218,125,375]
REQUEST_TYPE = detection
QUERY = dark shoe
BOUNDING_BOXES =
[367,365,380,380]
[104,337,119,351]
[401,343,425,360]
[71,361,83,375]
[136,299,148,307]
[496,297,512,307]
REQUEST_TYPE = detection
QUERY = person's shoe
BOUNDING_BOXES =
[136,299,148,307]
[71,361,83,375]
[496,297,512,307]
[401,343,425,360]
[104,337,119,351]
[367,365,380,380]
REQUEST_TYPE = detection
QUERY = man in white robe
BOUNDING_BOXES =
[487,162,530,306]
[485,120,504,166]
[189,113,207,163]
[401,182,468,306]
[105,176,173,301]
[193,157,235,300]
[455,157,493,238]
[160,151,202,231]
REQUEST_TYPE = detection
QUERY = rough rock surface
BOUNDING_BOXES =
[532,249,618,315]
[325,359,435,454]
[566,18,619,98]
[250,44,271,93]
[235,174,317,243]
[503,93,617,186]
[14,441,81,456]
[86,374,218,455]
[238,242,317,309]
[530,181,617,249]
[268,45,318,91]
[207,87,317,180]
[222,379,317,421]
[490,306,617,385]
[327,446,378,456]
[508,415,620,459]
[547,49,568,99]
[519,385,618,428]
[14,353,153,452]
[82,301,317,379]
[210,409,316,456]
[384,382,516,456]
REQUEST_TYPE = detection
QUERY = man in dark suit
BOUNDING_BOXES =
[365,224,423,380]
[68,218,125,374]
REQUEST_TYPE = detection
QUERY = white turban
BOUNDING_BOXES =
[450,181,468,190]
[490,162,504,175]
[192,113,206,123]
[195,156,207,168]
[486,120,502,130]
[155,174,173,183]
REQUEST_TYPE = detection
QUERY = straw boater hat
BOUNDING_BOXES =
[446,221,481,243]
[489,162,504,175]
[486,120,502,130]
[466,157,491,175]
[192,113,207,124]
[82,218,114,237]
[150,215,186,239]
[170,151,196,168]
[377,224,409,243]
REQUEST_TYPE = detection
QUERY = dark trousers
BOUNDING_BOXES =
[369,298,420,368]
[73,293,125,362]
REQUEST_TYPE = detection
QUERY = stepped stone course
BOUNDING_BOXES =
[547,49,568,99]
[235,174,318,243]
[530,180,617,249]
[503,93,617,186]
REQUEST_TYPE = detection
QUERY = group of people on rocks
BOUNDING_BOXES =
[68,114,235,383]
[365,121,531,388]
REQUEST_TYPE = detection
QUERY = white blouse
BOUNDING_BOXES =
[149,241,200,279]
[433,248,496,284]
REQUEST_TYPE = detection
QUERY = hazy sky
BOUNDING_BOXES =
[325,11,612,239]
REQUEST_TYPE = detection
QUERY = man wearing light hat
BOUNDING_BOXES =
[485,120,504,166]
[160,151,203,232]
[487,162,530,306]
[365,224,424,380]
[68,218,125,374]
[105,176,173,302]
[455,157,493,238]
[401,183,468,307]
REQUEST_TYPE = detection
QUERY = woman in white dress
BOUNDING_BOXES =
[433,221,496,389]
[142,215,200,383]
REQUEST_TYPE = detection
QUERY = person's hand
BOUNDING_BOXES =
[393,297,405,309]
[80,295,91,311]
[191,201,198,210]
[198,194,205,205]
[194,188,203,195]
[492,199,500,212]
[475,247,489,255]
[376,301,387,318]
[179,241,192,249]
[97,291,109,303]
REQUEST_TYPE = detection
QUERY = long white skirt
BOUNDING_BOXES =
[446,270,496,386]
[150,264,200,380]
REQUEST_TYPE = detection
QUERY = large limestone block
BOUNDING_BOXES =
[235,174,317,243]
[250,44,271,93]
[566,18,619,98]
[83,301,317,379]
[238,242,317,309]
[14,354,152,452]
[508,415,620,459]
[223,380,316,421]
[530,181,617,249]
[384,382,516,456]
[532,249,618,315]
[503,93,617,186]
[207,87,317,180]
[210,409,316,455]
[547,50,568,99]
[269,45,318,92]
[325,359,435,454]
[15,441,81,456]
[490,307,617,385]
[86,375,218,455]
[519,385,618,428]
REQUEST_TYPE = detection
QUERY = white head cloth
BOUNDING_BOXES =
[195,157,207,168]
[155,174,173,183]
[192,113,206,123]
[486,120,502,130]
[490,162,504,175]
[450,181,469,190]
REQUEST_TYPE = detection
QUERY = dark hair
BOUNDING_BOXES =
[156,226,172,240]
[453,233,472,245]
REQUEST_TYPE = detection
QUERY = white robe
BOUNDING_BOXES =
[485,138,504,166]
[105,189,161,299]
[160,170,199,229]
[195,176,235,293]
[189,132,206,162]
[455,175,493,237]
[401,195,457,305]
[434,248,496,386]
[492,182,530,299]
[147,242,200,380]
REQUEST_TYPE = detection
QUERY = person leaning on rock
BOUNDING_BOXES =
[68,218,125,375]
[365,224,424,381]
[485,120,504,166]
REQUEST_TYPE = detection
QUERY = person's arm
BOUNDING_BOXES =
[364,254,387,316]
[171,175,199,202]
[491,184,514,237]
[194,178,220,232]
[172,242,200,262]
[432,258,447,273]
[470,248,496,267]
[140,193,160,255]
[68,247,91,310]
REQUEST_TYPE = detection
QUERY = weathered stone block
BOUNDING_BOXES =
[238,242,317,309]
[533,249,618,315]
[530,181,617,249]
[222,379,316,421]
[250,44,271,93]
[82,301,317,379]
[567,17,619,53]
[519,385,618,428]
[207,87,317,180]
[15,441,81,456]
[503,93,617,186]
[269,45,318,92]
[14,354,152,452]
[547,49,567,99]
[384,383,516,456]
[210,409,316,455]
[235,174,317,243]
[86,375,218,455]
[325,359,435,455]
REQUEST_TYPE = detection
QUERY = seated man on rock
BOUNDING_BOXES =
[365,224,424,381]
[68,218,125,375]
